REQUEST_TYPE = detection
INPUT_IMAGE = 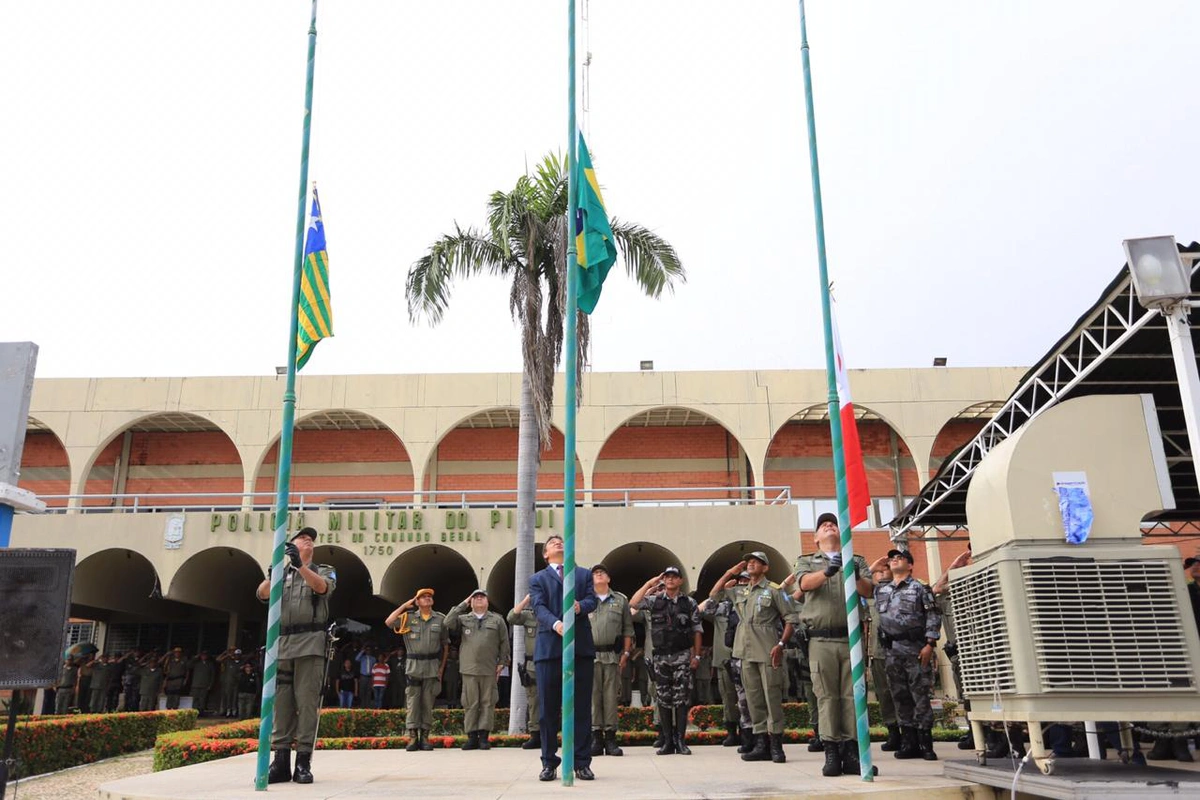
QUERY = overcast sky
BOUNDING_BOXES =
[5,1,1198,379]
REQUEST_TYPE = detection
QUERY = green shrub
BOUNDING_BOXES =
[15,710,196,777]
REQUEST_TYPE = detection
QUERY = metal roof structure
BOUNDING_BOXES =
[889,242,1200,542]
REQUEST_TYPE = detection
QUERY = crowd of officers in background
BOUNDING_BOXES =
[53,646,263,718]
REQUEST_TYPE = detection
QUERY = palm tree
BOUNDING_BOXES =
[406,151,684,732]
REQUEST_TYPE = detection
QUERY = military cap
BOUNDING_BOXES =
[746,551,770,567]
[887,548,914,564]
[662,566,682,577]
[816,512,839,529]
[290,526,318,542]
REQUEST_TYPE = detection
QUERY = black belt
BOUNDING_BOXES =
[408,652,440,661]
[808,627,849,639]
[595,643,623,653]
[281,622,327,636]
[880,629,926,648]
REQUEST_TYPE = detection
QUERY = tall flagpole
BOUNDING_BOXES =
[797,0,874,781]
[255,0,319,790]
[561,0,580,786]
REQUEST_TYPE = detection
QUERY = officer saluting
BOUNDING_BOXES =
[385,588,449,752]
[255,527,337,785]
[445,588,509,750]
[870,548,941,761]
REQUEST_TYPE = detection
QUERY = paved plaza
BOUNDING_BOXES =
[99,743,984,799]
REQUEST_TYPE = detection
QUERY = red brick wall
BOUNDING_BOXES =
[592,425,746,502]
[793,532,970,584]
[82,431,244,507]
[930,420,987,468]
[18,431,71,508]
[258,429,413,503]
[424,428,581,503]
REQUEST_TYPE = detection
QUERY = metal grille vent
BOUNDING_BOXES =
[950,565,1016,696]
[1023,559,1193,692]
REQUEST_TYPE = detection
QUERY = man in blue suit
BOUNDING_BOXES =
[529,534,599,781]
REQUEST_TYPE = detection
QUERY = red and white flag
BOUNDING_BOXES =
[831,302,871,527]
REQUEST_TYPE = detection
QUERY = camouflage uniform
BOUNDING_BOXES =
[875,576,941,728]
[634,593,701,709]
[699,597,741,726]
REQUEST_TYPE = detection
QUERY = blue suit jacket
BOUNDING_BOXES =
[529,564,598,662]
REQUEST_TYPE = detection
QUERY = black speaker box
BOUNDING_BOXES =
[0,549,75,688]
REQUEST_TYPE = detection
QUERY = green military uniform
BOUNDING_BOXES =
[55,661,78,714]
[633,608,658,718]
[868,598,896,727]
[267,563,337,754]
[719,578,799,735]
[506,608,540,735]
[189,656,217,715]
[394,610,448,735]
[218,653,242,717]
[90,659,114,713]
[701,594,747,736]
[138,663,164,711]
[792,551,869,744]
[163,655,188,709]
[446,601,509,740]
[589,590,633,734]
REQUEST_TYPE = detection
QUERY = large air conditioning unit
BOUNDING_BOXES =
[949,393,1200,775]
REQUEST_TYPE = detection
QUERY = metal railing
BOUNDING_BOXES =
[26,485,794,515]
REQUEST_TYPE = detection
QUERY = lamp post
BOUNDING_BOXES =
[1124,235,1200,496]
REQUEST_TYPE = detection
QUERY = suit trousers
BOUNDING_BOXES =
[536,657,594,770]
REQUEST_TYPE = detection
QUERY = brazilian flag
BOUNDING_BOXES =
[296,187,333,371]
[575,132,617,315]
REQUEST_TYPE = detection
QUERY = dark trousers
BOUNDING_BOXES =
[536,657,594,770]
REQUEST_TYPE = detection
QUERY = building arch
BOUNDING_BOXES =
[252,409,414,509]
[76,413,244,510]
[764,403,919,530]
[928,401,1005,474]
[166,546,265,617]
[696,541,791,597]
[598,541,689,598]
[486,544,546,612]
[309,544,392,622]
[21,417,71,508]
[73,548,163,618]
[378,544,478,611]
[422,407,582,506]
[592,407,755,505]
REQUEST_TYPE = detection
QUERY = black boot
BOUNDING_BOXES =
[769,733,786,764]
[881,724,902,752]
[984,729,1011,759]
[267,749,292,784]
[737,727,755,754]
[895,726,921,759]
[478,730,490,750]
[741,733,770,762]
[808,730,824,753]
[957,731,974,750]
[821,740,843,777]
[1173,736,1195,763]
[591,729,605,756]
[1147,735,1175,760]
[654,720,666,749]
[604,728,624,757]
[656,712,677,755]
[919,728,938,761]
[292,751,313,785]
[462,730,479,750]
[722,720,740,747]
[674,707,691,755]
[418,729,434,751]
[522,729,541,750]
[406,730,420,752]
[842,739,876,776]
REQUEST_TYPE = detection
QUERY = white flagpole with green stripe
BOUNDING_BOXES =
[255,0,323,789]
[797,0,873,780]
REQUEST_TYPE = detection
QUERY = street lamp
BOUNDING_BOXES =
[1124,235,1200,494]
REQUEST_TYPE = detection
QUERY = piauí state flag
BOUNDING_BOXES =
[831,301,871,527]
[575,131,617,315]
[296,187,333,371]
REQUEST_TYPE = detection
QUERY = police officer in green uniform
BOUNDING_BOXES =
[162,646,188,710]
[137,656,164,711]
[55,658,78,714]
[588,564,633,757]
[89,655,114,713]
[867,562,901,752]
[793,512,873,777]
[507,594,541,750]
[710,552,798,765]
[256,527,336,785]
[189,651,216,717]
[699,591,741,747]
[385,587,449,752]
[446,588,509,750]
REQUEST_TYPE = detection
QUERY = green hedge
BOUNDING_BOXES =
[15,710,196,777]
[154,706,960,772]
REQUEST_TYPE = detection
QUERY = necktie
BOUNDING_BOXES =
[555,564,563,580]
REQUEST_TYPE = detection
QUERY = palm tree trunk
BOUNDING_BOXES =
[507,370,540,733]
